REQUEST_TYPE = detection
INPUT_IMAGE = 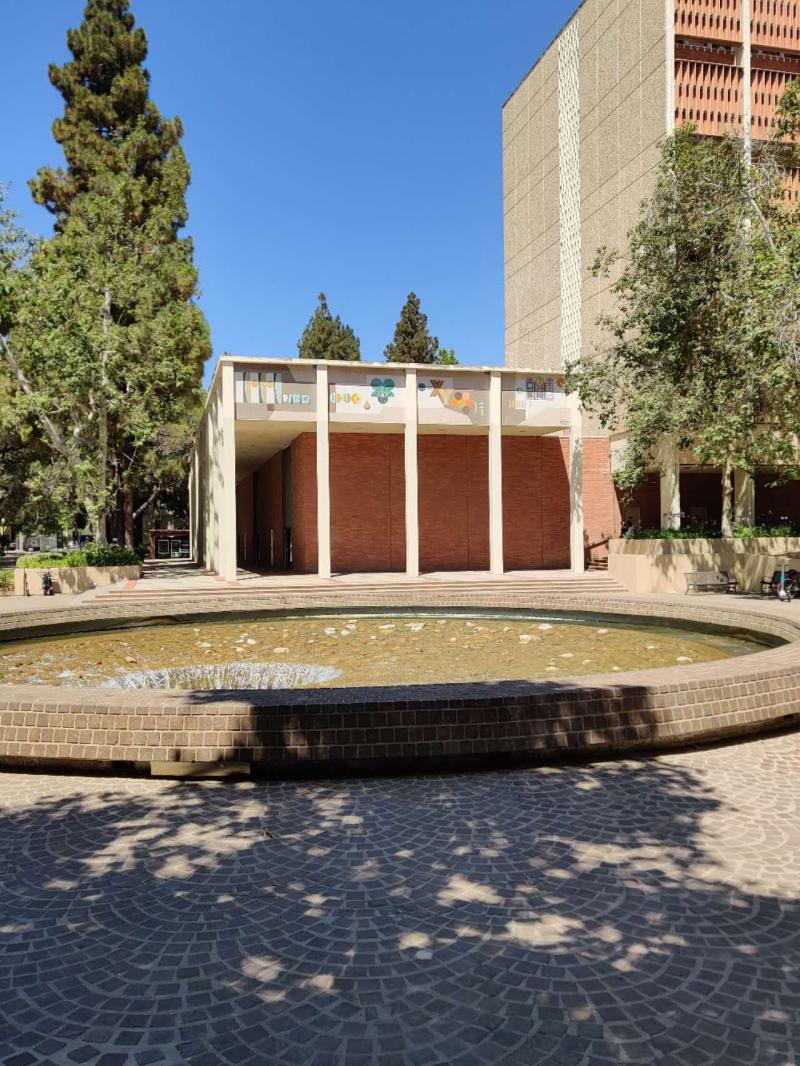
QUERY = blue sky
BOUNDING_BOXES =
[4,0,578,381]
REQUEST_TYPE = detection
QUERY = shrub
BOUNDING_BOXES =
[0,571,13,593]
[84,545,140,567]
[17,552,85,569]
[622,524,800,540]
[16,546,140,569]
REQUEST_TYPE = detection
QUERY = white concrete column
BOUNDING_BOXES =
[316,363,331,579]
[741,0,752,159]
[734,470,755,526]
[489,371,504,575]
[219,362,238,581]
[657,439,681,530]
[568,394,584,574]
[188,449,196,562]
[404,368,419,577]
[665,0,675,133]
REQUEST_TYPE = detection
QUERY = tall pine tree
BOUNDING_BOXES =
[4,0,210,545]
[384,292,439,363]
[297,293,360,361]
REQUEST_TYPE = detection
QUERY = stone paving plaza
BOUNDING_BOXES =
[0,730,798,1066]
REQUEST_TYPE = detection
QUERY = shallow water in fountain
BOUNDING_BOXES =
[0,610,775,689]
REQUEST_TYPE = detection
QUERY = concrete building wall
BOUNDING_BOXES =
[578,0,667,361]
[195,371,237,580]
[503,35,562,370]
[503,0,667,375]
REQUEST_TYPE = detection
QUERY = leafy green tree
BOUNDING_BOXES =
[3,0,210,545]
[435,346,458,365]
[0,188,76,538]
[297,293,360,361]
[384,292,439,363]
[566,121,800,535]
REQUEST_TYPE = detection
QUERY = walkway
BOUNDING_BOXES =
[1,728,799,1065]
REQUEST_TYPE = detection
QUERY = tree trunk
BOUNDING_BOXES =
[141,497,156,557]
[122,482,135,548]
[95,288,112,546]
[721,459,734,537]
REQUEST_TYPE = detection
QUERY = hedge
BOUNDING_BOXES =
[16,546,141,569]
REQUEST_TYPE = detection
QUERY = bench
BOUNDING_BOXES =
[685,571,738,594]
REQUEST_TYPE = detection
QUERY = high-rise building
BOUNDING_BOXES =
[503,1,800,530]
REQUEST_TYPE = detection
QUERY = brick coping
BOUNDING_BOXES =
[0,592,798,775]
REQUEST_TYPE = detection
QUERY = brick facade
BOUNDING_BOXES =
[330,434,406,573]
[418,436,489,571]
[245,432,621,573]
[290,434,318,573]
[583,438,623,562]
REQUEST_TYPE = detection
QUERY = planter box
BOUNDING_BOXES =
[608,537,800,594]
[15,564,141,596]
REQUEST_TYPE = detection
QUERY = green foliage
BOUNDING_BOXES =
[84,544,140,566]
[384,292,439,363]
[731,523,799,538]
[623,524,800,540]
[566,118,800,535]
[0,571,13,593]
[435,346,458,365]
[17,552,87,569]
[297,293,360,361]
[16,545,140,568]
[3,0,209,545]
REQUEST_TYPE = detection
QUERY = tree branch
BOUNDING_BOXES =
[0,331,70,457]
[132,484,160,521]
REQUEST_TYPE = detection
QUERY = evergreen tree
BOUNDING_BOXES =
[384,292,439,363]
[297,293,360,361]
[4,0,210,545]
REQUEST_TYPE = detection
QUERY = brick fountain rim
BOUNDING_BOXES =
[0,591,798,776]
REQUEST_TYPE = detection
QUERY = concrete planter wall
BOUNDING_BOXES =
[608,537,800,594]
[15,564,141,596]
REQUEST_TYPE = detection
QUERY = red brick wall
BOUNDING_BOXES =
[583,438,622,562]
[418,436,489,571]
[389,436,406,569]
[286,431,620,573]
[254,453,285,569]
[329,434,406,573]
[541,438,571,568]
[291,434,317,573]
[502,438,542,568]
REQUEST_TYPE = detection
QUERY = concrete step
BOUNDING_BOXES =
[100,576,628,601]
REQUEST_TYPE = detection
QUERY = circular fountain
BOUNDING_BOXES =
[0,597,797,774]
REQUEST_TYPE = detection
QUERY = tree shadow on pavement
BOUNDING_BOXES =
[0,739,798,1066]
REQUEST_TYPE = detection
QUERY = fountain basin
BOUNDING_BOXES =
[0,594,798,776]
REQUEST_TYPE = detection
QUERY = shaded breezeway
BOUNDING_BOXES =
[0,729,799,1065]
